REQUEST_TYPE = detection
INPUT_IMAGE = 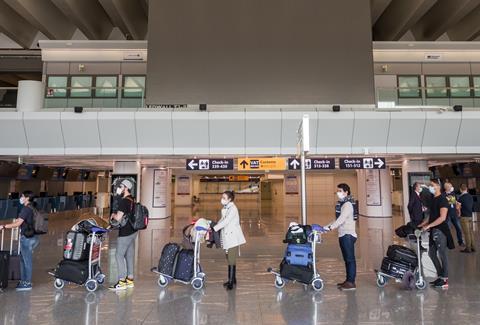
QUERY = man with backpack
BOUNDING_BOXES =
[109,179,137,291]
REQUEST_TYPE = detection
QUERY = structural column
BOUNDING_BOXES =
[16,80,43,112]
[401,160,429,224]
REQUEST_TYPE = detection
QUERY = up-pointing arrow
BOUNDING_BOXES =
[290,159,300,169]
[240,160,248,169]
[374,158,385,169]
[188,160,198,170]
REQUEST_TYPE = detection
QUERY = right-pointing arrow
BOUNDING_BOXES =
[374,158,384,169]
[290,159,300,169]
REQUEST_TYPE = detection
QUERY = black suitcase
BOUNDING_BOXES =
[173,249,194,282]
[63,231,89,261]
[8,254,20,281]
[380,257,413,279]
[158,243,181,276]
[386,245,418,268]
[0,251,9,289]
[54,260,89,285]
[279,259,313,284]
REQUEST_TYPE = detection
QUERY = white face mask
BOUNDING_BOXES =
[116,187,123,195]
[428,186,436,195]
[19,197,26,205]
[450,187,454,193]
[221,198,229,206]
[336,192,346,200]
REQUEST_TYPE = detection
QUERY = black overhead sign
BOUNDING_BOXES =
[288,158,335,170]
[186,159,234,171]
[339,157,386,170]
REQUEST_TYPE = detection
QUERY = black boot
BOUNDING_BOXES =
[226,265,235,290]
[223,265,232,288]
[232,265,237,286]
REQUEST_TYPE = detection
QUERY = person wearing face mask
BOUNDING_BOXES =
[418,179,454,289]
[0,191,40,291]
[109,179,137,291]
[408,182,426,226]
[444,182,464,247]
[323,183,357,291]
[212,191,246,290]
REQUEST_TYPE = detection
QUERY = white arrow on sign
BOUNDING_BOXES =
[374,158,385,169]
[290,159,300,169]
[188,160,198,170]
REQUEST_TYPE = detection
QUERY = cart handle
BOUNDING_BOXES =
[195,226,208,232]
[90,226,109,233]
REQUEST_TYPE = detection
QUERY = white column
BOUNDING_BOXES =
[401,160,429,224]
[140,167,171,220]
[16,80,43,112]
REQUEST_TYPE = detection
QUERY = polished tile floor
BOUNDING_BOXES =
[1,200,479,324]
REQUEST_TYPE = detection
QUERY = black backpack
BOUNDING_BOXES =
[129,202,149,231]
[283,224,312,244]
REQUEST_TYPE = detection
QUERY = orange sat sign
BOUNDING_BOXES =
[237,158,286,171]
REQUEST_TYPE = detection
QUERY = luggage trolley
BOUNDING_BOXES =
[375,229,427,290]
[267,225,326,292]
[51,225,108,292]
[152,225,208,290]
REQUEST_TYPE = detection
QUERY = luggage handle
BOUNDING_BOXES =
[1,227,20,254]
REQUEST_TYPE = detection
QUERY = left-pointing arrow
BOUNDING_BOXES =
[188,160,198,170]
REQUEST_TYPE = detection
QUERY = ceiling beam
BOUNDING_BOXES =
[447,4,480,40]
[4,0,76,40]
[373,0,438,41]
[50,0,114,40]
[411,0,480,41]
[370,0,393,24]
[98,0,148,40]
[0,1,38,48]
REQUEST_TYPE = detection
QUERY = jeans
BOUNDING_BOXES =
[115,232,137,280]
[339,234,357,283]
[448,214,464,245]
[20,235,40,283]
[429,229,448,278]
[460,217,475,251]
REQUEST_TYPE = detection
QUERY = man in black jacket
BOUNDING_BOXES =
[408,182,425,226]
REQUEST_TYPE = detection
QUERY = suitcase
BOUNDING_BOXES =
[285,243,313,267]
[1,228,21,284]
[279,259,313,284]
[0,251,8,289]
[386,245,418,268]
[54,259,89,285]
[63,231,89,261]
[158,243,182,276]
[380,256,414,279]
[173,249,194,282]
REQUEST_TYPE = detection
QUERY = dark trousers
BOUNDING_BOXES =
[448,214,464,245]
[339,234,357,283]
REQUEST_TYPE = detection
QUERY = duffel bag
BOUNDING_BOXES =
[279,259,313,284]
[54,260,89,285]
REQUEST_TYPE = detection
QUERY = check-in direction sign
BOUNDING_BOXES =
[186,159,234,171]
[339,157,386,169]
[288,158,335,170]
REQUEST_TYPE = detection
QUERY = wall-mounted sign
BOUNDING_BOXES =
[186,159,234,171]
[288,158,335,170]
[365,169,382,206]
[339,157,385,170]
[237,158,286,171]
[177,176,191,195]
[153,169,168,208]
[285,175,299,194]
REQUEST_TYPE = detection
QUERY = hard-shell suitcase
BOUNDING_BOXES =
[158,243,181,276]
[173,249,194,282]
[63,231,89,261]
[285,244,313,267]
[54,259,89,285]
[279,259,313,284]
[380,256,413,279]
[1,228,20,284]
[386,245,418,268]
[0,251,8,289]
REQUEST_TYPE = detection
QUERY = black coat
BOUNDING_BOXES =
[408,191,424,226]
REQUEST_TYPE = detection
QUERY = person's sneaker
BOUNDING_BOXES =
[16,281,32,291]
[429,278,442,286]
[337,281,346,287]
[109,280,127,291]
[460,249,472,253]
[339,282,356,291]
[434,278,448,289]
[125,278,134,288]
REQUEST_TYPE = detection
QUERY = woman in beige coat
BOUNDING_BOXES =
[213,191,246,290]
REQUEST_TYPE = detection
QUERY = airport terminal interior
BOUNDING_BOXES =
[1,0,480,324]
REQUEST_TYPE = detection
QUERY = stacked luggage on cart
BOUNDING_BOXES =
[380,245,418,279]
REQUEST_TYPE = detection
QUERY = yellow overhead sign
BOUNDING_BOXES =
[237,158,286,171]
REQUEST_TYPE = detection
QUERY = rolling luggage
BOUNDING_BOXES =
[63,231,89,261]
[173,249,194,282]
[380,257,413,279]
[279,259,313,284]
[157,243,181,276]
[54,259,89,285]
[386,245,418,268]
[0,251,8,289]
[1,228,21,284]
[285,244,313,267]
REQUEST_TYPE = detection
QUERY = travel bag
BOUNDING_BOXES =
[285,243,313,267]
[0,231,8,288]
[283,224,312,244]
[157,243,182,276]
[129,202,149,231]
[173,249,195,282]
[0,228,20,282]
[380,256,414,279]
[63,231,89,261]
[386,245,418,268]
[54,259,89,285]
[279,259,313,284]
